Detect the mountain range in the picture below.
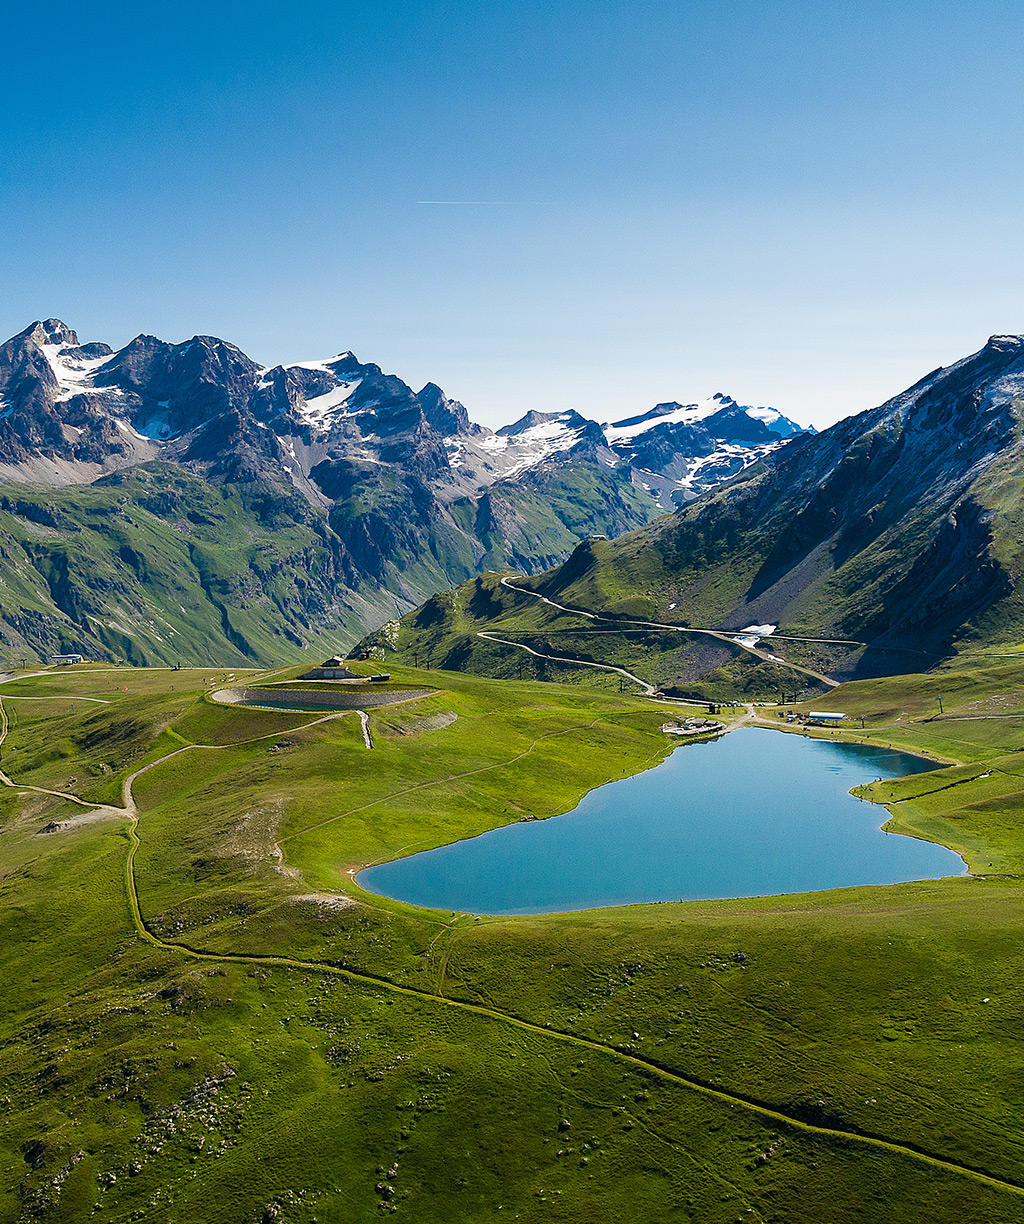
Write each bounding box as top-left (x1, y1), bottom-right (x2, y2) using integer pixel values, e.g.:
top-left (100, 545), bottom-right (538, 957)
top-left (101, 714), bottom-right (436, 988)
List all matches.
top-left (0, 318), bottom-right (806, 664)
top-left (365, 334), bottom-right (1024, 696)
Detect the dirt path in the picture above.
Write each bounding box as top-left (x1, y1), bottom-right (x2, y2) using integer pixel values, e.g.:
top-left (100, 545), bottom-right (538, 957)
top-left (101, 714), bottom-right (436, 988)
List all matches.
top-left (499, 576), bottom-right (840, 688)
top-left (0, 671), bottom-right (53, 685)
top-left (476, 630), bottom-right (659, 695)
top-left (0, 694), bottom-right (111, 704)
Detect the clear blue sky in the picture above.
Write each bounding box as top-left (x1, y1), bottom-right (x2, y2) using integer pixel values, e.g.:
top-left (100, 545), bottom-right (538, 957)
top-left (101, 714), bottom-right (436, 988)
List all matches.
top-left (3, 0), bottom-right (1023, 429)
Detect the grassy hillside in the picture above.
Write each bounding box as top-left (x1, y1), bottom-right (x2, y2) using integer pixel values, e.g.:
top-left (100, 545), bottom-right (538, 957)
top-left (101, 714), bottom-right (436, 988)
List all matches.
top-left (454, 461), bottom-right (659, 574)
top-left (0, 455), bottom-right (659, 670)
top-left (380, 341), bottom-right (1024, 691)
top-left (527, 398), bottom-right (1024, 667)
top-left (1, 658), bottom-right (1023, 1221)
top-left (0, 465), bottom-right (384, 668)
top-left (357, 569), bottom-right (837, 701)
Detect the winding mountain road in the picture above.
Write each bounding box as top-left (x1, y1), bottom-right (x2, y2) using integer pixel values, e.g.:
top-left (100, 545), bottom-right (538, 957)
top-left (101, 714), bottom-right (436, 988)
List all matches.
top-left (496, 575), bottom-right (841, 689)
top-left (476, 630), bottom-right (660, 695)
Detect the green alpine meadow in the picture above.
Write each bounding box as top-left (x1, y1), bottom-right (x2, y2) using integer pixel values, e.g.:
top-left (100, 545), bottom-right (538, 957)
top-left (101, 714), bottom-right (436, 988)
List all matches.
top-left (2, 646), bottom-right (1024, 1222)
top-left (6, 6), bottom-right (1024, 1217)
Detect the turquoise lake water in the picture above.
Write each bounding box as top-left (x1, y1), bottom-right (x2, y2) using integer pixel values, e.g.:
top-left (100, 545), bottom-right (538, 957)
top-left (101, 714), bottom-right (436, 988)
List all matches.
top-left (358, 727), bottom-right (967, 915)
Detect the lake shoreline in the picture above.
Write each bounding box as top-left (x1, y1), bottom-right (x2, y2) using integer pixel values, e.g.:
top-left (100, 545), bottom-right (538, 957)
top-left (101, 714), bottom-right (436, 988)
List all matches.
top-left (358, 727), bottom-right (965, 915)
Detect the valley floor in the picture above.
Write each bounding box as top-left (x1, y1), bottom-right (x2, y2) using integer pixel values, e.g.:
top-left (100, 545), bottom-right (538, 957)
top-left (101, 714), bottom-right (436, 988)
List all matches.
top-left (1, 658), bottom-right (1022, 1222)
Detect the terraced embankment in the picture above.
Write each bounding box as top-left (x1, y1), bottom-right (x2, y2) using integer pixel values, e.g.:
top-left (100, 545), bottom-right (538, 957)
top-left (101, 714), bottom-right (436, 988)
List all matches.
top-left (210, 685), bottom-right (436, 711)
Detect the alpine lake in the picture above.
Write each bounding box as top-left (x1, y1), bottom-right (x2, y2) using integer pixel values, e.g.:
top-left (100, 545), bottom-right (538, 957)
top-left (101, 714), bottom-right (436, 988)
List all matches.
top-left (359, 726), bottom-right (967, 915)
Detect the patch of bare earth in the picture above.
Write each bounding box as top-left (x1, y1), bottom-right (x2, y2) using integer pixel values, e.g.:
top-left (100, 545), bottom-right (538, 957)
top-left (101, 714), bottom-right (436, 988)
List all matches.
top-left (220, 800), bottom-right (289, 876)
top-left (383, 709), bottom-right (458, 736)
top-left (412, 710), bottom-right (458, 732)
top-left (37, 807), bottom-right (123, 834)
top-left (288, 892), bottom-right (355, 911)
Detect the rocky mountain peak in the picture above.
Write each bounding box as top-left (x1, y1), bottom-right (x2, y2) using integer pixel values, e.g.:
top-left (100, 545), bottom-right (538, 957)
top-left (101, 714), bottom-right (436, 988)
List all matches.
top-left (873, 333), bottom-right (1024, 445)
top-left (983, 334), bottom-right (1024, 354)
top-left (24, 319), bottom-right (80, 348)
top-left (497, 409), bottom-right (590, 438)
top-left (0, 316), bottom-right (814, 522)
top-left (417, 382), bottom-right (474, 437)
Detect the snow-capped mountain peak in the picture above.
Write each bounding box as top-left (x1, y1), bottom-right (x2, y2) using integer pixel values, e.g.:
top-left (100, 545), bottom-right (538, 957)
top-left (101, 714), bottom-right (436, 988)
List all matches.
top-left (496, 408), bottom-right (591, 439)
top-left (589, 393), bottom-right (813, 509)
top-left (285, 351), bottom-right (356, 374)
top-left (27, 319), bottom-right (79, 349)
top-left (602, 392), bottom-right (806, 445)
top-left (471, 410), bottom-right (595, 478)
top-left (0, 317), bottom-right (812, 520)
top-left (603, 395), bottom-right (734, 443)
top-left (742, 404), bottom-right (802, 437)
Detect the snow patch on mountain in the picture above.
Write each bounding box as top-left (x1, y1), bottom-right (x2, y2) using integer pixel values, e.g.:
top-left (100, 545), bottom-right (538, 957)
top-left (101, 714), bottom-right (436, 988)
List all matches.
top-left (295, 380), bottom-right (362, 428)
top-left (286, 353), bottom-right (356, 374)
top-left (683, 442), bottom-right (767, 482)
top-left (480, 413), bottom-right (589, 478)
top-left (39, 344), bottom-right (113, 402)
top-left (133, 404), bottom-right (181, 440)
top-left (444, 437), bottom-right (466, 468)
top-left (733, 623), bottom-right (777, 646)
top-left (602, 396), bottom-right (728, 442)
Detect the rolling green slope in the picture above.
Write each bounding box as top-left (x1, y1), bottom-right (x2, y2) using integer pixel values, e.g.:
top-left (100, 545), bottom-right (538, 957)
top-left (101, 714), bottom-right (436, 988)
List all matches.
top-left (0, 465), bottom-right (378, 667)
top-left (354, 569), bottom-right (828, 700)
top-left (0, 453), bottom-right (658, 668)
top-left (1, 661), bottom-right (1024, 1221)
top-left (456, 460), bottom-right (659, 574)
